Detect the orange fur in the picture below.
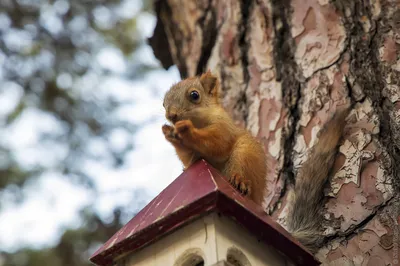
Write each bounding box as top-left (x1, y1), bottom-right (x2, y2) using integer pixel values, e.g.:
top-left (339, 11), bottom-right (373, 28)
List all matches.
top-left (162, 71), bottom-right (267, 205)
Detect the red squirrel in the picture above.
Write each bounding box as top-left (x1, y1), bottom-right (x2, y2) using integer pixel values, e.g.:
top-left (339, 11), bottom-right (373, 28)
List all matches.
top-left (161, 70), bottom-right (267, 205)
top-left (162, 70), bottom-right (349, 253)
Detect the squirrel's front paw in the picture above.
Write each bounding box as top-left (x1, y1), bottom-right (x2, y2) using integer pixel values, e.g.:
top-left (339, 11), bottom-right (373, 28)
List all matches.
top-left (174, 120), bottom-right (193, 139)
top-left (162, 124), bottom-right (174, 136)
top-left (162, 124), bottom-right (179, 143)
top-left (229, 174), bottom-right (251, 196)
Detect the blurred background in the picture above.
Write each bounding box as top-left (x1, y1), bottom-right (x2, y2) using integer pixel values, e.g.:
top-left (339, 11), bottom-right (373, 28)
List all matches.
top-left (0, 0), bottom-right (183, 265)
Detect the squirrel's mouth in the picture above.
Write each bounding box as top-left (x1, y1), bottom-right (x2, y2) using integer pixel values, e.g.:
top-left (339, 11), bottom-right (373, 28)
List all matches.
top-left (165, 119), bottom-right (179, 127)
top-left (167, 116), bottom-right (183, 126)
top-left (166, 113), bottom-right (180, 125)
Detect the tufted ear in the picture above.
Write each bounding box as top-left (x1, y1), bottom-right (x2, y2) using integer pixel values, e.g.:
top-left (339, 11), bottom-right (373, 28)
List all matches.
top-left (199, 70), bottom-right (219, 97)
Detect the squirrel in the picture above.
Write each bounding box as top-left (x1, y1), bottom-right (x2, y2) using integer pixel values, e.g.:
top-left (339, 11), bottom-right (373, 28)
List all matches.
top-left (161, 70), bottom-right (267, 205)
top-left (162, 70), bottom-right (349, 253)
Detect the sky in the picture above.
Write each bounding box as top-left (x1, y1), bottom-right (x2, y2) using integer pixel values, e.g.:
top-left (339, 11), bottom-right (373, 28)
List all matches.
top-left (0, 5), bottom-right (183, 251)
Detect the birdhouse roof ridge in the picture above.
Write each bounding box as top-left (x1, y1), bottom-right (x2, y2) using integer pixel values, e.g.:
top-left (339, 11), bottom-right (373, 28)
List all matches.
top-left (89, 159), bottom-right (319, 266)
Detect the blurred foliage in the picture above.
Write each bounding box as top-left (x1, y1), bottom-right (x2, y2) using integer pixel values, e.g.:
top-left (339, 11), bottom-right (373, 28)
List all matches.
top-left (0, 0), bottom-right (157, 265)
top-left (2, 208), bottom-right (124, 266)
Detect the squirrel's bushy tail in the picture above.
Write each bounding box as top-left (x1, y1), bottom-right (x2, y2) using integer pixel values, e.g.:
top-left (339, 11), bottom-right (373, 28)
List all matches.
top-left (287, 108), bottom-right (349, 253)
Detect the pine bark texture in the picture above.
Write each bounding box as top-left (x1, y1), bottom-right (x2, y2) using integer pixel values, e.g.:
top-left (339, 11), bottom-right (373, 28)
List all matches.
top-left (150, 0), bottom-right (400, 265)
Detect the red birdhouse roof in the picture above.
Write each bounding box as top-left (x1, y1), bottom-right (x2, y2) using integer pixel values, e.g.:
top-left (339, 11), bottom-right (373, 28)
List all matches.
top-left (89, 159), bottom-right (319, 266)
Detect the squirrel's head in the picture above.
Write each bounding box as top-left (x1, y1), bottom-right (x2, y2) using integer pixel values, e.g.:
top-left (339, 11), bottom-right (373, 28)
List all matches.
top-left (163, 70), bottom-right (220, 124)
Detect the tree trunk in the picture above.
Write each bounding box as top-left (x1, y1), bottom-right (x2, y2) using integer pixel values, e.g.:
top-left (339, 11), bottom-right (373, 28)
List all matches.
top-left (150, 0), bottom-right (400, 265)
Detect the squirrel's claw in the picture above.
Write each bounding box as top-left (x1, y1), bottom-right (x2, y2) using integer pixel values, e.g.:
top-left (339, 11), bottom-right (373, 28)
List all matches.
top-left (162, 124), bottom-right (173, 135)
top-left (162, 124), bottom-right (175, 138)
top-left (162, 124), bottom-right (180, 143)
top-left (229, 174), bottom-right (251, 196)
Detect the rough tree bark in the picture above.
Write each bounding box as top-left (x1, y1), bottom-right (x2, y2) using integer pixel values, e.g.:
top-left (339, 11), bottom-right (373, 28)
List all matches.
top-left (149, 0), bottom-right (400, 265)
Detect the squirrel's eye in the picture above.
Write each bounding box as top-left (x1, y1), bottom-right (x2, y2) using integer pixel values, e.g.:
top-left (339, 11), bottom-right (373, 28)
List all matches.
top-left (189, 90), bottom-right (200, 102)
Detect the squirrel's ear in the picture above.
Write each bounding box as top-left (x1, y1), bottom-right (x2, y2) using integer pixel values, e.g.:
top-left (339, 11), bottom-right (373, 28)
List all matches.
top-left (200, 70), bottom-right (219, 97)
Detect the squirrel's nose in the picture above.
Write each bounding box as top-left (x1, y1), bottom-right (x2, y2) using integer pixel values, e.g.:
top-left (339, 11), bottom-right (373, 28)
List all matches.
top-left (167, 113), bottom-right (178, 123)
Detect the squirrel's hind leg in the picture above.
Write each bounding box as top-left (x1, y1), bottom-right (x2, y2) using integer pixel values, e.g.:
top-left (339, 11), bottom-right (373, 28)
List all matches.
top-left (223, 134), bottom-right (267, 206)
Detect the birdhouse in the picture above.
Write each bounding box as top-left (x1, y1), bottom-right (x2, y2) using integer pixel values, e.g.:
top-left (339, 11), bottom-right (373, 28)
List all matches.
top-left (89, 160), bottom-right (319, 266)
